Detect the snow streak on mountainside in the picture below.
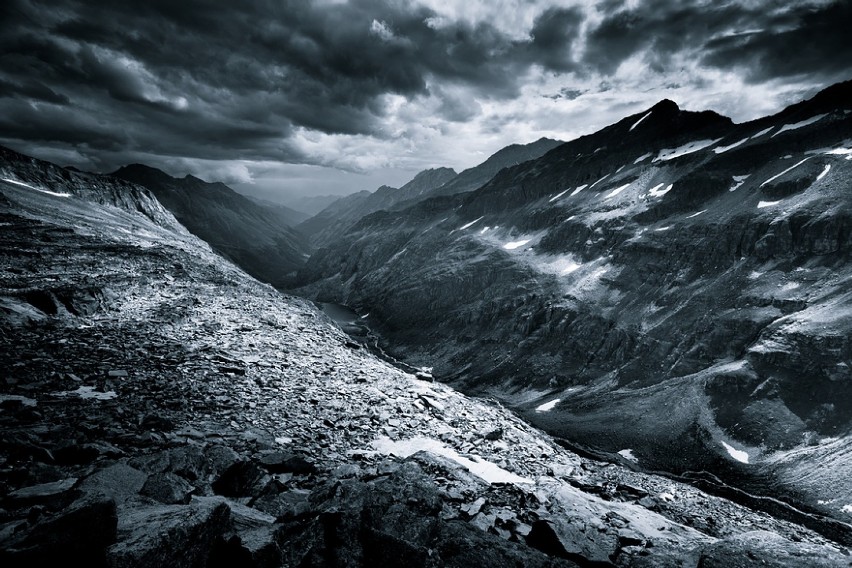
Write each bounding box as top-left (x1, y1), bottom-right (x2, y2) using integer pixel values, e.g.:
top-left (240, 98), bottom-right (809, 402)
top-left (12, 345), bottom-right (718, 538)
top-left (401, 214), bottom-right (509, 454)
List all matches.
top-left (5, 147), bottom-right (851, 565)
top-left (295, 80), bottom-right (852, 524)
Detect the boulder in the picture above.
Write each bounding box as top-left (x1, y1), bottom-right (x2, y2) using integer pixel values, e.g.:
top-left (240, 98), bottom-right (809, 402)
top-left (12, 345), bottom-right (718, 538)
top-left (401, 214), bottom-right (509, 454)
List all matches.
top-left (107, 496), bottom-right (230, 568)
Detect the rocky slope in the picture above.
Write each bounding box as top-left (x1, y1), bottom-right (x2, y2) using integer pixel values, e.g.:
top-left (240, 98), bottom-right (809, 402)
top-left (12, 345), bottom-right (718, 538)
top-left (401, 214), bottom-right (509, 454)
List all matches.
top-left (295, 80), bottom-right (852, 522)
top-left (112, 163), bottom-right (310, 288)
top-left (2, 150), bottom-right (850, 565)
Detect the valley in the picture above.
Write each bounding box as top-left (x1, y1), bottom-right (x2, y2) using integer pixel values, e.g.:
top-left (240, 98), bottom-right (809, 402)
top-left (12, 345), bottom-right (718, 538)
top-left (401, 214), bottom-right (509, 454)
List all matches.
top-left (2, 81), bottom-right (852, 567)
top-left (293, 80), bottom-right (852, 530)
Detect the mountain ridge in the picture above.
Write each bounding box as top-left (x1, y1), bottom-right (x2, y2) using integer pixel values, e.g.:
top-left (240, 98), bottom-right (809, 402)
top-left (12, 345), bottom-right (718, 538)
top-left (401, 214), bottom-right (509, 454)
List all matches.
top-left (112, 163), bottom-right (310, 288)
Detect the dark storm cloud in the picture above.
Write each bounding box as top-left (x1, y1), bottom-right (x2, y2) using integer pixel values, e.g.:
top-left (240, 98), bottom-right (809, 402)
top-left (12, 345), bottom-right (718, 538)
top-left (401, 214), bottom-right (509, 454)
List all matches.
top-left (0, 0), bottom-right (586, 171)
top-left (584, 0), bottom-right (852, 82)
top-left (701, 1), bottom-right (852, 82)
top-left (0, 0), bottom-right (850, 174)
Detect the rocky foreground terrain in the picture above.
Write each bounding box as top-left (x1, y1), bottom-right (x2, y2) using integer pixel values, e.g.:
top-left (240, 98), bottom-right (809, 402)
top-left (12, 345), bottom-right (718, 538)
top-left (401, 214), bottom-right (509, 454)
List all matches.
top-left (2, 153), bottom-right (852, 566)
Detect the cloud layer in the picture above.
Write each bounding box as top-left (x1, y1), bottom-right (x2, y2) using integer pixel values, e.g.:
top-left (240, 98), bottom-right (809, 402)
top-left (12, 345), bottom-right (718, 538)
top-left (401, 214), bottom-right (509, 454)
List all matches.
top-left (0, 0), bottom-right (849, 197)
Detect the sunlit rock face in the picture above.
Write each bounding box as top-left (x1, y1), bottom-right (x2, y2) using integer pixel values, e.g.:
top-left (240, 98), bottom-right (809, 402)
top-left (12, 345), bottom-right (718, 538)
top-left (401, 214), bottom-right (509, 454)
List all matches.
top-left (295, 80), bottom-right (852, 517)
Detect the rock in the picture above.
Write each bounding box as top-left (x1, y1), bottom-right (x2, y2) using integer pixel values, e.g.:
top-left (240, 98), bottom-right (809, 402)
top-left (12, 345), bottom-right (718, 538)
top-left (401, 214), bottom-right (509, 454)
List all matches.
top-left (107, 370), bottom-right (128, 378)
top-left (331, 463), bottom-right (361, 479)
top-left (53, 443), bottom-right (102, 465)
top-left (0, 494), bottom-right (117, 567)
top-left (256, 451), bottom-right (317, 475)
top-left (483, 428), bottom-right (503, 441)
top-left (79, 464), bottom-right (149, 503)
top-left (212, 461), bottom-right (268, 498)
top-left (526, 519), bottom-right (617, 566)
top-left (140, 473), bottom-right (195, 505)
top-left (107, 496), bottom-right (230, 568)
top-left (139, 413), bottom-right (176, 432)
top-left (3, 478), bottom-right (78, 508)
top-left (461, 497), bottom-right (487, 517)
top-left (204, 444), bottom-right (241, 478)
top-left (209, 501), bottom-right (280, 568)
top-left (253, 488), bottom-right (311, 520)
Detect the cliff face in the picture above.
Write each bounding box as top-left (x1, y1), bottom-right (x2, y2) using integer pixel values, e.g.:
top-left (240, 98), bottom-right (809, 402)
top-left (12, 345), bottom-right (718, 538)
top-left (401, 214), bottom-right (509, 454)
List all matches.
top-left (295, 81), bottom-right (852, 516)
top-left (2, 146), bottom-right (850, 565)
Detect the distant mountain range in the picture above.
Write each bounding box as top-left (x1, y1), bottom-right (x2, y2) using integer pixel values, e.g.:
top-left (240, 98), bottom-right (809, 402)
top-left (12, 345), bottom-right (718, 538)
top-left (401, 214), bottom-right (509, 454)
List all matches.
top-left (297, 138), bottom-right (562, 247)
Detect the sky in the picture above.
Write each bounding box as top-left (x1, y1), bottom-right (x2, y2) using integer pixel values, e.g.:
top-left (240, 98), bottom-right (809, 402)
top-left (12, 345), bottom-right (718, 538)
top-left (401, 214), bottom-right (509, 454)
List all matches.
top-left (1, 0), bottom-right (850, 204)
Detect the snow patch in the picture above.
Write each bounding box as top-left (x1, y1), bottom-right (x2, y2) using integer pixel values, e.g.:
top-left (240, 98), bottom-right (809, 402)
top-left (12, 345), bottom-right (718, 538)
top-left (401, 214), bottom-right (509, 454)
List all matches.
top-left (713, 138), bottom-right (747, 154)
top-left (503, 239), bottom-right (531, 250)
top-left (653, 139), bottom-right (721, 162)
top-left (372, 436), bottom-right (533, 485)
top-left (633, 152), bottom-right (653, 164)
top-left (816, 164), bottom-right (831, 181)
top-left (721, 441), bottom-right (749, 463)
top-left (603, 183), bottom-right (632, 200)
top-left (729, 174), bottom-right (749, 192)
top-left (549, 188), bottom-right (571, 202)
top-left (842, 505), bottom-right (852, 514)
top-left (629, 111), bottom-right (652, 131)
top-left (757, 200), bottom-right (781, 208)
top-left (561, 262), bottom-right (581, 275)
top-left (655, 226), bottom-right (671, 232)
top-left (771, 114), bottom-right (827, 138)
top-left (535, 398), bottom-right (561, 412)
top-left (2, 178), bottom-right (72, 197)
top-left (759, 157), bottom-right (810, 187)
top-left (824, 147), bottom-right (852, 156)
top-left (686, 209), bottom-right (706, 219)
top-left (569, 184), bottom-right (588, 196)
top-left (589, 175), bottom-right (609, 189)
top-left (480, 226), bottom-right (491, 234)
top-left (618, 449), bottom-right (638, 463)
top-left (750, 126), bottom-right (774, 139)
top-left (55, 386), bottom-right (118, 401)
top-left (647, 183), bottom-right (673, 198)
top-left (457, 216), bottom-right (484, 231)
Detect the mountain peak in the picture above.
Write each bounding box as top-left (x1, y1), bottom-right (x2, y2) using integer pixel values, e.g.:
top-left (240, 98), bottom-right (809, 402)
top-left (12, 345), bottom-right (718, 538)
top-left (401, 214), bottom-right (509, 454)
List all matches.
top-left (650, 98), bottom-right (680, 113)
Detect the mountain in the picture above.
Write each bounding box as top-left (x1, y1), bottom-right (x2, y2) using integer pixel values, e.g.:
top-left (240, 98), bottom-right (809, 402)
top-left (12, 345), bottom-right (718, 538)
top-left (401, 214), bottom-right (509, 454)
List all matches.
top-left (112, 164), bottom-right (310, 288)
top-left (243, 194), bottom-right (311, 226)
top-left (3, 146), bottom-right (850, 565)
top-left (297, 167), bottom-right (457, 246)
top-left (426, 137), bottom-right (564, 200)
top-left (294, 80), bottom-right (852, 522)
top-left (288, 193), bottom-right (345, 216)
